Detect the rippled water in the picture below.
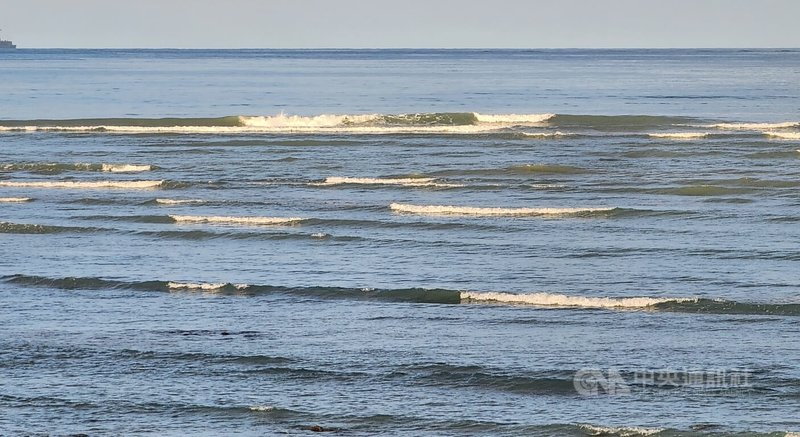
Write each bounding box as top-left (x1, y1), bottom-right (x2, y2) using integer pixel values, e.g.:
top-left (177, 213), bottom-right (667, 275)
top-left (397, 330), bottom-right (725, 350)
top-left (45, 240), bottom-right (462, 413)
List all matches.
top-left (1, 49), bottom-right (800, 436)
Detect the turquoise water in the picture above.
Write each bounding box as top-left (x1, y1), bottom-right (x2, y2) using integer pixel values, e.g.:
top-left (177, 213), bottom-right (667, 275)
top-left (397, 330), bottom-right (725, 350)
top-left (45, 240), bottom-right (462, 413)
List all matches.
top-left (1, 49), bottom-right (800, 436)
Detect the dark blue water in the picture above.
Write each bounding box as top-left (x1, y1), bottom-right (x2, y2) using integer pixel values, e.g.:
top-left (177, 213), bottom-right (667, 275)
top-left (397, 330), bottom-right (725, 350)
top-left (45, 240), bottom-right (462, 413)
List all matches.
top-left (1, 49), bottom-right (800, 436)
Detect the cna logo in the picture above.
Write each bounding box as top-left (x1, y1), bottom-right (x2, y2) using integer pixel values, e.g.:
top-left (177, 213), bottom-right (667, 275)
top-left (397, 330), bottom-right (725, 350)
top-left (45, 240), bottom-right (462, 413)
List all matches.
top-left (573, 369), bottom-right (632, 396)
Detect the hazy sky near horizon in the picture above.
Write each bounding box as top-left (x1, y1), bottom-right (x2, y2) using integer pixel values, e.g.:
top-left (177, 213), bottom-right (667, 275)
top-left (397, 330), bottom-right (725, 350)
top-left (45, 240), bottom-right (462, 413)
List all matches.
top-left (2, 0), bottom-right (799, 48)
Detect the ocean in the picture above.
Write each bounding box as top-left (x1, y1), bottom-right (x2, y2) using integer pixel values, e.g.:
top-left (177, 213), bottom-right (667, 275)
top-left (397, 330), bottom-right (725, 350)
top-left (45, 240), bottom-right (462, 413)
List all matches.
top-left (1, 49), bottom-right (799, 436)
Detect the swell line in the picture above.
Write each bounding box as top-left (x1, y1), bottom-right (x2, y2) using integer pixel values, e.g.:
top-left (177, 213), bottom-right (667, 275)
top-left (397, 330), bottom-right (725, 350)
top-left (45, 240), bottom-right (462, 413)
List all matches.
top-left (6, 274), bottom-right (800, 316)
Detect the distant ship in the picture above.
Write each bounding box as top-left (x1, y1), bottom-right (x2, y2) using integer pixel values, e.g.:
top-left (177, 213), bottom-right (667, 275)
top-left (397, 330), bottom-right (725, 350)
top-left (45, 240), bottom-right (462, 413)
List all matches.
top-left (0, 29), bottom-right (16, 49)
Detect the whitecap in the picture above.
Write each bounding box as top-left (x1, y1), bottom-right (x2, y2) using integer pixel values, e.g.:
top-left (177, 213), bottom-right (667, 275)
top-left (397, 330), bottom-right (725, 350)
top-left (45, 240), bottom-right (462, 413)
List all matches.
top-left (648, 132), bottom-right (709, 139)
top-left (473, 113), bottom-right (555, 123)
top-left (101, 163), bottom-right (154, 172)
top-left (521, 131), bottom-right (570, 138)
top-left (311, 176), bottom-right (462, 188)
top-left (461, 291), bottom-right (695, 309)
top-left (167, 282), bottom-right (249, 291)
top-left (155, 198), bottom-right (206, 205)
top-left (579, 424), bottom-right (666, 436)
top-left (169, 215), bottom-right (305, 226)
top-left (240, 113), bottom-right (380, 128)
top-left (764, 131), bottom-right (800, 140)
top-left (711, 121), bottom-right (799, 130)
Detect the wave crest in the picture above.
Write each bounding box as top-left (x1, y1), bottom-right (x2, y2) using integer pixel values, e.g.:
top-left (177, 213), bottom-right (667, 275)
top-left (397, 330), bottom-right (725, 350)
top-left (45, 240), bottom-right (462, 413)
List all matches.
top-left (461, 291), bottom-right (695, 309)
top-left (311, 176), bottom-right (462, 188)
top-left (154, 198), bottom-right (206, 205)
top-left (1, 162), bottom-right (154, 173)
top-left (389, 203), bottom-right (614, 217)
top-left (169, 215), bottom-right (305, 226)
top-left (0, 180), bottom-right (163, 189)
top-left (648, 132), bottom-right (709, 139)
top-left (168, 281), bottom-right (249, 291)
top-left (764, 131), bottom-right (800, 140)
top-left (711, 121), bottom-right (799, 130)
top-left (579, 424), bottom-right (665, 436)
top-left (473, 113), bottom-right (555, 123)
top-left (101, 164), bottom-right (154, 173)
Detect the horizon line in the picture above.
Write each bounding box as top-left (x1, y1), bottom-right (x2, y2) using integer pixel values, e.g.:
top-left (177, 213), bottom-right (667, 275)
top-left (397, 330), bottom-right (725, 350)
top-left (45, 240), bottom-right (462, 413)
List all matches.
top-left (5, 46), bottom-right (800, 50)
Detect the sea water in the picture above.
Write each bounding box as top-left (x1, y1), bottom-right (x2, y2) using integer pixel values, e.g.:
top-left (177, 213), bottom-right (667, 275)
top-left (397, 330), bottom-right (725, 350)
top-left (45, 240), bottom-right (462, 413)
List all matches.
top-left (1, 49), bottom-right (800, 436)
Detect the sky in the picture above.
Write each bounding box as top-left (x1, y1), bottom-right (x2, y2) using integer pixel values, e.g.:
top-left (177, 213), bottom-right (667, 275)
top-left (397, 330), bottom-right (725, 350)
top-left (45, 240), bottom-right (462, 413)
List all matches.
top-left (2, 0), bottom-right (799, 49)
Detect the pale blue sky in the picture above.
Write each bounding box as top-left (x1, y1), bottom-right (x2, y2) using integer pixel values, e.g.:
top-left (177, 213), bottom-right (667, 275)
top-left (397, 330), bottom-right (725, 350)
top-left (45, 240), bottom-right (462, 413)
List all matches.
top-left (2, 0), bottom-right (799, 48)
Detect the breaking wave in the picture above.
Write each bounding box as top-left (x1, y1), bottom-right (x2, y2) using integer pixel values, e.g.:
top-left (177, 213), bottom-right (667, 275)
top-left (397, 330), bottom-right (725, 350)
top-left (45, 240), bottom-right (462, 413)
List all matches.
top-left (310, 176), bottom-right (462, 188)
top-left (0, 197), bottom-right (32, 202)
top-left (710, 121), bottom-right (799, 130)
top-left (579, 424), bottom-right (665, 436)
top-left (472, 113), bottom-right (555, 123)
top-left (0, 112), bottom-right (554, 135)
top-left (520, 131), bottom-right (572, 138)
top-left (101, 164), bottom-right (154, 173)
top-left (154, 198), bottom-right (206, 205)
top-left (169, 215), bottom-right (306, 226)
top-left (389, 203), bottom-right (615, 217)
top-left (168, 281), bottom-right (249, 291)
top-left (460, 291), bottom-right (696, 309)
top-left (764, 131), bottom-right (800, 140)
top-left (7, 274), bottom-right (800, 316)
top-left (0, 180), bottom-right (164, 189)
top-left (0, 113), bottom-right (723, 135)
top-left (648, 132), bottom-right (709, 139)
top-left (1, 162), bottom-right (155, 173)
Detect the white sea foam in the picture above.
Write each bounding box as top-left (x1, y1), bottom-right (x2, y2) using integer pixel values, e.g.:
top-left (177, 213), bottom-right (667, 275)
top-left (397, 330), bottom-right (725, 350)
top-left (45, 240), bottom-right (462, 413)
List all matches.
top-left (168, 281), bottom-right (249, 291)
top-left (0, 197), bottom-right (33, 202)
top-left (249, 405), bottom-right (277, 412)
top-left (521, 131), bottom-right (571, 138)
top-left (711, 121), bottom-right (799, 130)
top-left (648, 132), bottom-right (709, 139)
top-left (473, 113), bottom-right (555, 123)
top-left (169, 215), bottom-right (305, 226)
top-left (240, 113), bottom-right (380, 128)
top-left (0, 113), bottom-right (558, 135)
top-left (389, 203), bottom-right (613, 216)
top-left (0, 123), bottom-right (500, 135)
top-left (312, 176), bottom-right (463, 188)
top-left (461, 291), bottom-right (695, 309)
top-left (101, 163), bottom-right (154, 172)
top-left (530, 184), bottom-right (567, 189)
top-left (579, 424), bottom-right (665, 436)
top-left (311, 232), bottom-right (329, 239)
top-left (0, 180), bottom-right (163, 189)
top-left (155, 198), bottom-right (205, 205)
top-left (764, 131), bottom-right (800, 140)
